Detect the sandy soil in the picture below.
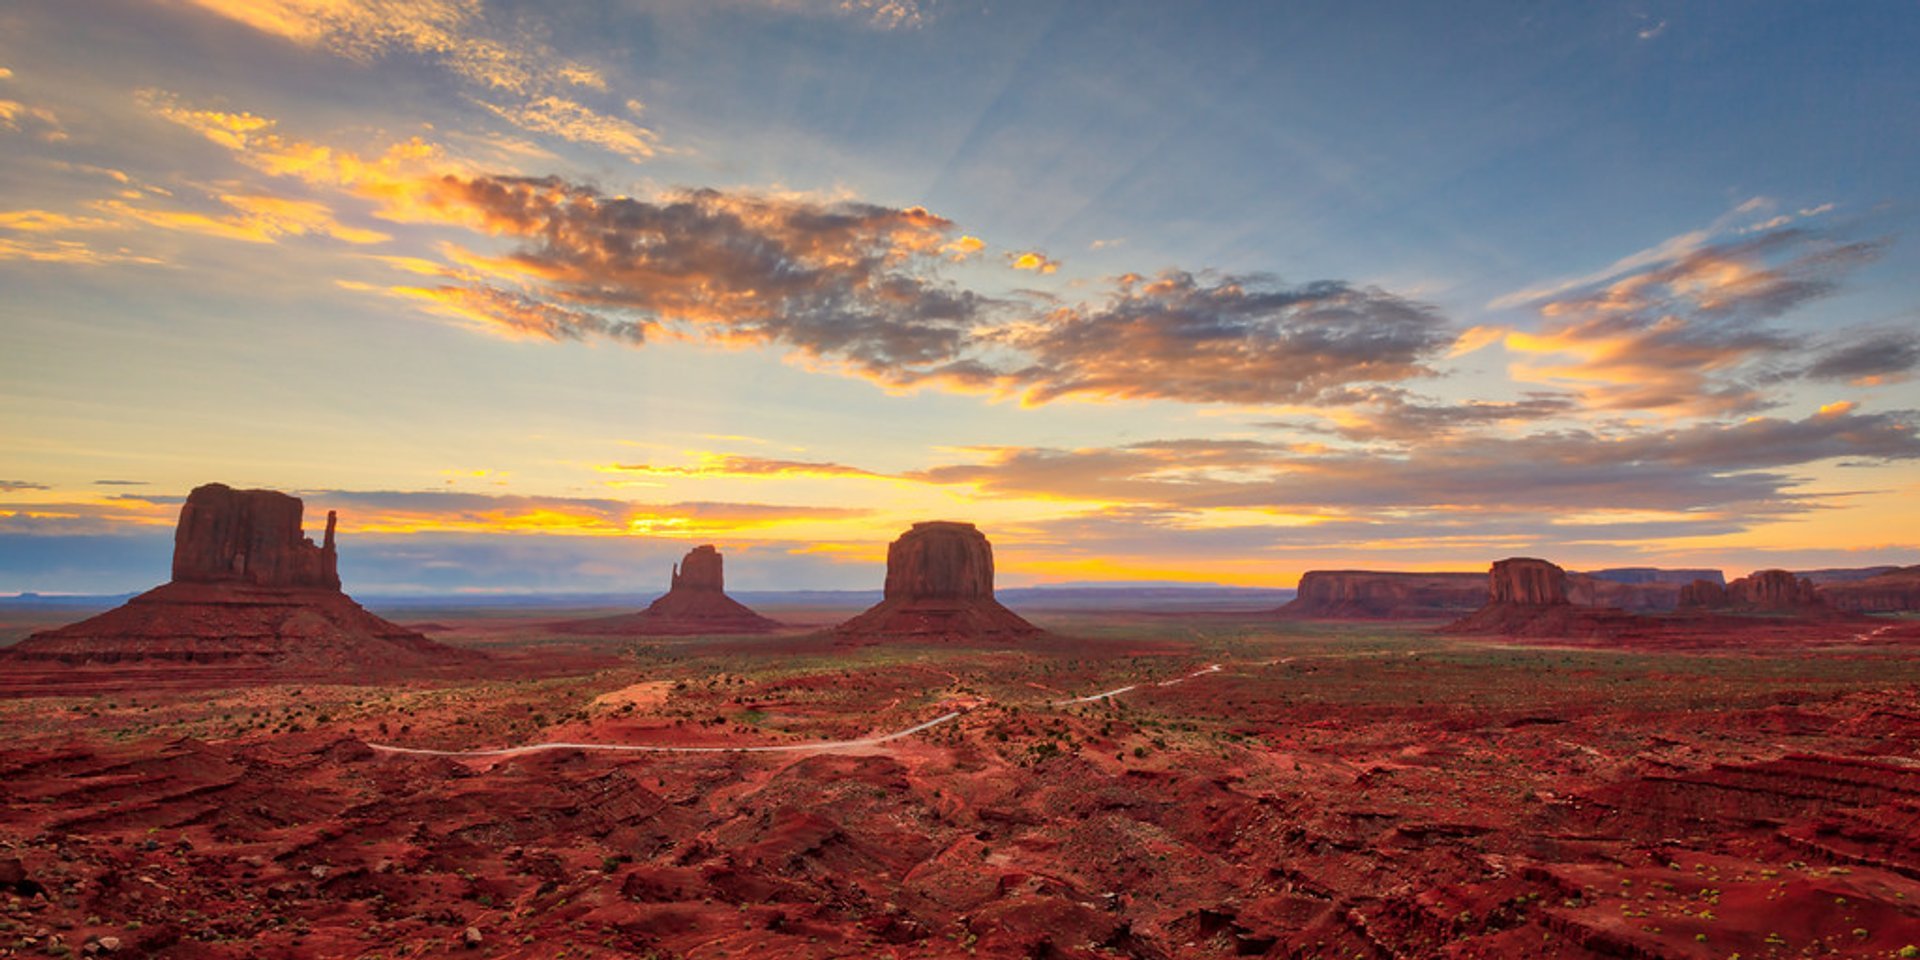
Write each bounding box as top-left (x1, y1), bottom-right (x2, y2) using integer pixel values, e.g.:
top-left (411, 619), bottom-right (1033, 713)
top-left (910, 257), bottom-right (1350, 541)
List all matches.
top-left (3, 609), bottom-right (1919, 958)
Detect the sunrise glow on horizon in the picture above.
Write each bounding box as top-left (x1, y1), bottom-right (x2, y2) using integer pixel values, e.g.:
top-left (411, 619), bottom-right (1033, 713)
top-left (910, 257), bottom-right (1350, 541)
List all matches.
top-left (3, 1), bottom-right (1918, 594)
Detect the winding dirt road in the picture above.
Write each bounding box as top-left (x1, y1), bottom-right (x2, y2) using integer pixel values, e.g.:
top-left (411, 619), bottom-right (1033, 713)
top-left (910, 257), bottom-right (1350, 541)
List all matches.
top-left (371, 661), bottom-right (1228, 759)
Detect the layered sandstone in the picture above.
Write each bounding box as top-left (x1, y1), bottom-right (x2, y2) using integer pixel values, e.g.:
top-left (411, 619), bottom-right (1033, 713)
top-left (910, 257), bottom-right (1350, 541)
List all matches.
top-left (1817, 565), bottom-right (1920, 613)
top-left (560, 545), bottom-right (781, 636)
top-left (1678, 579), bottom-right (1729, 609)
top-left (833, 522), bottom-right (1040, 643)
top-left (171, 483), bottom-right (340, 589)
top-left (1726, 569), bottom-right (1824, 611)
top-left (1276, 571), bottom-right (1486, 620)
top-left (5, 484), bottom-right (472, 675)
top-left (1444, 557), bottom-right (1633, 637)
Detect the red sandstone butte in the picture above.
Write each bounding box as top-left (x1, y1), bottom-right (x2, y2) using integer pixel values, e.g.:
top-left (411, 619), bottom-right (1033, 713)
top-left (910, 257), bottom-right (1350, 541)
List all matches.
top-left (1680, 569), bottom-right (1835, 616)
top-left (3, 483), bottom-right (472, 675)
top-left (1444, 557), bottom-right (1634, 637)
top-left (559, 545), bottom-right (781, 635)
top-left (1818, 564), bottom-right (1920, 613)
top-left (833, 521), bottom-right (1040, 643)
top-left (1276, 571), bottom-right (1486, 619)
top-left (1678, 578), bottom-right (1730, 609)
top-left (1726, 568), bottom-right (1825, 611)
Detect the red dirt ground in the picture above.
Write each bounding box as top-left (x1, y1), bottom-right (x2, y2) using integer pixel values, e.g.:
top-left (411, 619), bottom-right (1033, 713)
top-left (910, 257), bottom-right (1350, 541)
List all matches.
top-left (3, 609), bottom-right (1919, 958)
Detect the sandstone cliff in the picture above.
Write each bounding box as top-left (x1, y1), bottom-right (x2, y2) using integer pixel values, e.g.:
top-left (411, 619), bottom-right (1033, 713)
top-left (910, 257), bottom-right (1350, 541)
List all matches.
top-left (1276, 571), bottom-right (1486, 619)
top-left (6, 483), bottom-right (471, 676)
top-left (834, 522), bottom-right (1039, 643)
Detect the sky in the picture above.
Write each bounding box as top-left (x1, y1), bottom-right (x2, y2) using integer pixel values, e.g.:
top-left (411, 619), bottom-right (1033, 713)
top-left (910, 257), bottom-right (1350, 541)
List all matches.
top-left (2, 0), bottom-right (1918, 595)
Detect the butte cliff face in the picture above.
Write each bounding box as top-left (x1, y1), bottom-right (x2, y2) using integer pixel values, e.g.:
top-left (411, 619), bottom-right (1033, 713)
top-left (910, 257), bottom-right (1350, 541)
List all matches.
top-left (561, 545), bottom-right (781, 635)
top-left (1444, 557), bottom-right (1634, 637)
top-left (833, 522), bottom-right (1039, 643)
top-left (1726, 569), bottom-right (1824, 610)
top-left (6, 483), bottom-right (472, 677)
top-left (1679, 569), bottom-right (1831, 614)
top-left (171, 483), bottom-right (341, 590)
top-left (1489, 557), bottom-right (1569, 606)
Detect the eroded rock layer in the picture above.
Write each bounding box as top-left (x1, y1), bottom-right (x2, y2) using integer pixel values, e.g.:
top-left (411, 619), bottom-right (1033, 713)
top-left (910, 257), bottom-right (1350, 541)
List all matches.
top-left (172, 483), bottom-right (340, 590)
top-left (834, 522), bottom-right (1039, 643)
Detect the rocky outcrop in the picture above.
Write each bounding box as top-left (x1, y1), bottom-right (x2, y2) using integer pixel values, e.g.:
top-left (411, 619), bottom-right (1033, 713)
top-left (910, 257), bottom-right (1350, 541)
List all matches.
top-left (833, 522), bottom-right (1040, 643)
top-left (1489, 558), bottom-right (1568, 607)
top-left (1818, 565), bottom-right (1920, 613)
top-left (559, 545), bottom-right (781, 636)
top-left (1276, 571), bottom-right (1486, 620)
top-left (5, 483), bottom-right (473, 676)
top-left (1280, 566), bottom-right (1712, 619)
top-left (1678, 579), bottom-right (1728, 609)
top-left (1725, 569), bottom-right (1824, 611)
top-left (172, 483), bottom-right (340, 590)
top-left (670, 544), bottom-right (725, 593)
top-left (1444, 558), bottom-right (1633, 637)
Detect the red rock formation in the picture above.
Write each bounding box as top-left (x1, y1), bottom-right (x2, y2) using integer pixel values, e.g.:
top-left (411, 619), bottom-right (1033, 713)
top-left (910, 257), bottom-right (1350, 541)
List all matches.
top-left (1444, 558), bottom-right (1633, 637)
top-left (1818, 565), bottom-right (1920, 613)
top-left (1276, 571), bottom-right (1486, 620)
top-left (1725, 569), bottom-right (1824, 611)
top-left (1489, 557), bottom-right (1569, 606)
top-left (1677, 579), bottom-right (1729, 609)
top-left (560, 545), bottom-right (781, 636)
top-left (172, 483), bottom-right (340, 590)
top-left (833, 522), bottom-right (1040, 643)
top-left (4, 483), bottom-right (473, 676)
top-left (670, 544), bottom-right (726, 593)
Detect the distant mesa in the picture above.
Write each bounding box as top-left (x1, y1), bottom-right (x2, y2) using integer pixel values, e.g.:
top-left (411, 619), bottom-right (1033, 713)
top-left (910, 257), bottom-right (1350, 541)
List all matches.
top-left (1815, 564), bottom-right (1920, 613)
top-left (557, 544), bottom-right (781, 636)
top-left (833, 521), bottom-right (1041, 644)
top-left (1567, 567), bottom-right (1721, 612)
top-left (1279, 565), bottom-right (1716, 620)
top-left (1276, 571), bottom-right (1486, 620)
top-left (1680, 568), bottom-right (1829, 614)
top-left (1443, 557), bottom-right (1635, 637)
top-left (3, 483), bottom-right (475, 676)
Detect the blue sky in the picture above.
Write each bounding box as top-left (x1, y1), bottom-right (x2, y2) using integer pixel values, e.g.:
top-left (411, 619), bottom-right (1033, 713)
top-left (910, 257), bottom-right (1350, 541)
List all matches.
top-left (2, 0), bottom-right (1917, 594)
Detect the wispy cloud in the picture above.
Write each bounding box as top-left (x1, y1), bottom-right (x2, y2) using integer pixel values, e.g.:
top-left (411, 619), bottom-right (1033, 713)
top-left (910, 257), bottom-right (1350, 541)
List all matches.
top-left (1499, 227), bottom-right (1885, 414)
top-left (174, 0), bottom-right (657, 159)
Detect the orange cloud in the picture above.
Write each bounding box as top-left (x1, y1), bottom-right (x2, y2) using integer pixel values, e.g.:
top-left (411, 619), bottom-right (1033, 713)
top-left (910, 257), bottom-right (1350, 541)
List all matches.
top-left (93, 194), bottom-right (389, 245)
top-left (599, 455), bottom-right (886, 482)
top-left (173, 0), bottom-right (655, 159)
top-left (1008, 250), bottom-right (1059, 273)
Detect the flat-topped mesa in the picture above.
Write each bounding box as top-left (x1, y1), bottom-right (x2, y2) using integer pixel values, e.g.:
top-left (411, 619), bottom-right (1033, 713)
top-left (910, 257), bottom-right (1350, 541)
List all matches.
top-left (670, 545), bottom-right (726, 593)
top-left (1277, 571), bottom-right (1487, 619)
top-left (1489, 557), bottom-right (1569, 607)
top-left (1726, 569), bottom-right (1824, 611)
top-left (171, 483), bottom-right (339, 590)
top-left (834, 522), bottom-right (1039, 644)
top-left (1817, 565), bottom-right (1920, 613)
